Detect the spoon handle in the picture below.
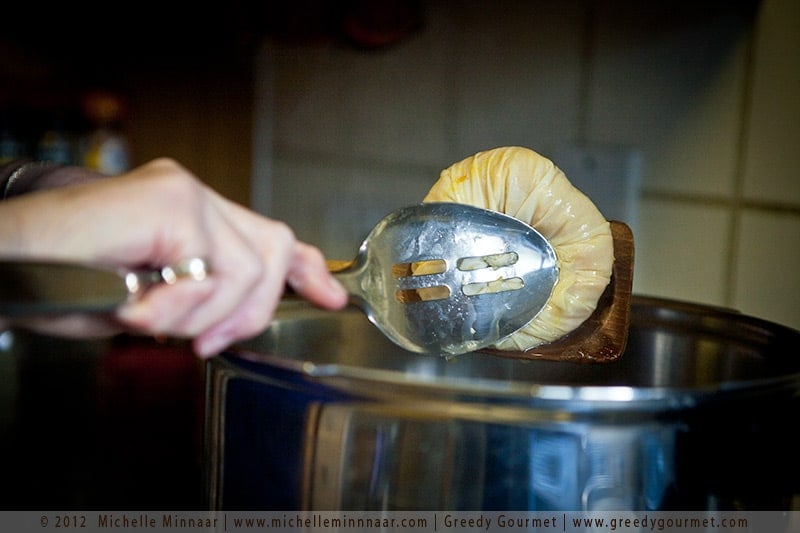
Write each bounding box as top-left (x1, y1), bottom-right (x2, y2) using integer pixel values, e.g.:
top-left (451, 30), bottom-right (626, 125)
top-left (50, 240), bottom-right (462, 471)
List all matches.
top-left (0, 258), bottom-right (210, 316)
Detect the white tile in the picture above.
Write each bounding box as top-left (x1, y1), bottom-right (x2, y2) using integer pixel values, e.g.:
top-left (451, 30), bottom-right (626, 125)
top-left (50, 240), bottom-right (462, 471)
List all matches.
top-left (269, 153), bottom-right (437, 259)
top-left (589, 3), bottom-right (750, 197)
top-left (551, 144), bottom-right (643, 234)
top-left (268, 10), bottom-right (454, 167)
top-left (733, 210), bottom-right (800, 330)
top-left (448, 1), bottom-right (585, 156)
top-left (742, 0), bottom-right (800, 206)
top-left (633, 198), bottom-right (730, 306)
top-left (268, 0), bottom-right (588, 166)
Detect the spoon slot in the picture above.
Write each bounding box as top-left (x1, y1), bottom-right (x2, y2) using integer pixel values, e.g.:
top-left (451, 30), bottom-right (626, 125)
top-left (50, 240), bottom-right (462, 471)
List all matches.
top-left (391, 259), bottom-right (447, 278)
top-left (392, 248), bottom-right (528, 304)
top-left (457, 251), bottom-right (519, 271)
top-left (395, 286), bottom-right (451, 303)
top-left (462, 277), bottom-right (525, 296)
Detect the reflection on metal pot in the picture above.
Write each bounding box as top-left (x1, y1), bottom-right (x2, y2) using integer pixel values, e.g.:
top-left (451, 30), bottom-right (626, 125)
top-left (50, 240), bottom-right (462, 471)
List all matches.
top-left (205, 296), bottom-right (800, 511)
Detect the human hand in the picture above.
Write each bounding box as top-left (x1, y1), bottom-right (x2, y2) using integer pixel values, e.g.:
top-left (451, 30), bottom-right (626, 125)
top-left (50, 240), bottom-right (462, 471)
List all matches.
top-left (0, 158), bottom-right (348, 357)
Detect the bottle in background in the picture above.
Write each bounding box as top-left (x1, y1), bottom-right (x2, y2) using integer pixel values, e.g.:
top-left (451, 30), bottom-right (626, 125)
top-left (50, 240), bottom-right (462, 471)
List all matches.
top-left (36, 114), bottom-right (75, 166)
top-left (81, 90), bottom-right (131, 175)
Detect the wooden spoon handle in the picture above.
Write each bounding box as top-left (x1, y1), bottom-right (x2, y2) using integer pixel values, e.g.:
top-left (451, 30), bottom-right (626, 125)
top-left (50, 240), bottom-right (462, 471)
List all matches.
top-left (326, 259), bottom-right (354, 273)
top-left (481, 220), bottom-right (635, 363)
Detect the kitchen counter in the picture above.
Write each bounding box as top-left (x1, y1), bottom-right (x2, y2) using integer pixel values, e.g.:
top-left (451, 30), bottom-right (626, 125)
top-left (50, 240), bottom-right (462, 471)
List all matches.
top-left (0, 331), bottom-right (205, 510)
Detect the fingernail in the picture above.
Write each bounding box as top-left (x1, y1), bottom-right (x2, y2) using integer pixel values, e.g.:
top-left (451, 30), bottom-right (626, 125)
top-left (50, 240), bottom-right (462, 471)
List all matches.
top-left (116, 301), bottom-right (151, 327)
top-left (328, 276), bottom-right (348, 303)
top-left (195, 331), bottom-right (231, 358)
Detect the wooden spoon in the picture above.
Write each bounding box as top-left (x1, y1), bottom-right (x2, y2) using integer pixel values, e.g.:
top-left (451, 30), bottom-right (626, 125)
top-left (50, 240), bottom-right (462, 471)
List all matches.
top-left (479, 220), bottom-right (635, 363)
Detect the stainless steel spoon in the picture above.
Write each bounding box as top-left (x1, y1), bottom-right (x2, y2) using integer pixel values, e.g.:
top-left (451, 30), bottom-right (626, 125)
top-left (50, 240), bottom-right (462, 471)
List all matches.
top-left (329, 202), bottom-right (558, 355)
top-left (0, 203), bottom-right (558, 356)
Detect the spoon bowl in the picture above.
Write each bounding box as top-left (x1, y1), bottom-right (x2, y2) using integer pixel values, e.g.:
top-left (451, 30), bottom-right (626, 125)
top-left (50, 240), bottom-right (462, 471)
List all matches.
top-left (331, 202), bottom-right (558, 356)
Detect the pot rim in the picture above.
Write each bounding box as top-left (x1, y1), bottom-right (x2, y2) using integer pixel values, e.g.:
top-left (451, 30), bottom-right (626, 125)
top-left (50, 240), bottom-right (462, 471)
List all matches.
top-left (229, 347), bottom-right (800, 409)
top-left (225, 295), bottom-right (800, 410)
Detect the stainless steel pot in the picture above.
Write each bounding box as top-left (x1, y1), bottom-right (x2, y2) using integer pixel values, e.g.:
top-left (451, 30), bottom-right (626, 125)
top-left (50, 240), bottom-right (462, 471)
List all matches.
top-left (205, 296), bottom-right (800, 511)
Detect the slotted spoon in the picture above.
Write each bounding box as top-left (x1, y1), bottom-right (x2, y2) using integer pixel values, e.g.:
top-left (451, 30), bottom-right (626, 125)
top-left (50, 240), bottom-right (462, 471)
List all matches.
top-left (324, 202), bottom-right (558, 355)
top-left (0, 203), bottom-right (558, 356)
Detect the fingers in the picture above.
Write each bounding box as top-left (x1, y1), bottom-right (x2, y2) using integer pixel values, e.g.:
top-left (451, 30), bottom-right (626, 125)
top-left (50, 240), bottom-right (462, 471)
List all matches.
top-left (23, 159), bottom-right (351, 358)
top-left (287, 242), bottom-right (349, 310)
top-left (191, 220), bottom-right (295, 357)
top-left (116, 186), bottom-right (347, 358)
top-left (116, 275), bottom-right (216, 337)
top-left (5, 314), bottom-right (123, 339)
top-left (190, 214), bottom-right (348, 358)
top-left (117, 205), bottom-right (271, 356)
top-left (1, 159), bottom-right (345, 355)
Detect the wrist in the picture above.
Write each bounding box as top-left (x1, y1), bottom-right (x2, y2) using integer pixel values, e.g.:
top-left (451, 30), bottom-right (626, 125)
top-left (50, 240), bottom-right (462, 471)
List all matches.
top-left (1, 160), bottom-right (60, 199)
top-left (1, 159), bottom-right (107, 200)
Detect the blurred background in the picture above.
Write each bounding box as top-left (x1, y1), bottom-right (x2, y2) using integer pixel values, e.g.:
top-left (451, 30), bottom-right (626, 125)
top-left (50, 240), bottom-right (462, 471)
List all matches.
top-left (259, 0), bottom-right (799, 332)
top-left (2, 0), bottom-right (797, 330)
top-left (1, 0), bottom-right (798, 510)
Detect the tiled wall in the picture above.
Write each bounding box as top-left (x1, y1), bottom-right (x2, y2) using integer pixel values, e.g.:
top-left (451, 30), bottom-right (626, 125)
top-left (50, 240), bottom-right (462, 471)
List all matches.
top-left (254, 0), bottom-right (799, 330)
